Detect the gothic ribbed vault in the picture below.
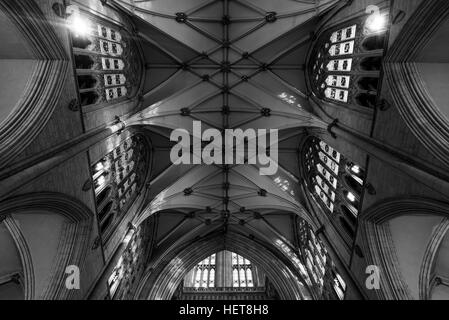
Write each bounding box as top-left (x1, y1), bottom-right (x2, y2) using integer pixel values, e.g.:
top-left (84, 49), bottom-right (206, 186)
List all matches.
top-left (111, 0), bottom-right (340, 299)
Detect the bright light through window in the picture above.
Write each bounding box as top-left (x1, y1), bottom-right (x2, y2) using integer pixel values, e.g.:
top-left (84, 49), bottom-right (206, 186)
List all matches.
top-left (351, 165), bottom-right (360, 174)
top-left (95, 162), bottom-right (104, 172)
top-left (365, 14), bottom-right (387, 32)
top-left (97, 175), bottom-right (106, 186)
top-left (70, 15), bottom-right (91, 37)
top-left (185, 251), bottom-right (255, 289)
top-left (347, 192), bottom-right (356, 202)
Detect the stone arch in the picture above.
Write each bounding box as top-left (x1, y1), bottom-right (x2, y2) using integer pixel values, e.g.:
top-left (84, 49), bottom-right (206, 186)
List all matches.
top-left (0, 0), bottom-right (68, 169)
top-left (419, 219), bottom-right (449, 300)
top-left (384, 0), bottom-right (449, 168)
top-left (135, 231), bottom-right (313, 300)
top-left (359, 197), bottom-right (449, 300)
top-left (0, 192), bottom-right (93, 300)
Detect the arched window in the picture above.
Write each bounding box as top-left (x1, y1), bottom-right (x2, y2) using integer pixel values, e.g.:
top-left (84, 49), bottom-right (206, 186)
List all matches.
top-left (340, 216), bottom-right (356, 238)
top-left (184, 251), bottom-right (259, 290)
top-left (232, 269), bottom-right (239, 288)
top-left (309, 13), bottom-right (388, 109)
top-left (77, 75), bottom-right (97, 90)
top-left (341, 205), bottom-right (357, 226)
top-left (100, 213), bottom-right (114, 234)
top-left (332, 270), bottom-right (347, 300)
top-left (297, 219), bottom-right (347, 300)
top-left (80, 92), bottom-right (99, 106)
top-left (74, 54), bottom-right (95, 69)
top-left (91, 134), bottom-right (149, 242)
top-left (70, 12), bottom-right (142, 108)
top-left (188, 254), bottom-right (217, 289)
top-left (344, 175), bottom-right (362, 195)
top-left (357, 77), bottom-right (379, 91)
top-left (360, 56), bottom-right (382, 71)
top-left (362, 34), bottom-right (386, 51)
top-left (108, 225), bottom-right (150, 299)
top-left (304, 139), bottom-right (341, 213)
top-left (303, 137), bottom-right (365, 244)
top-left (96, 186), bottom-right (111, 206)
top-left (98, 201), bottom-right (113, 223)
top-left (72, 36), bottom-right (92, 50)
top-left (232, 253), bottom-right (254, 288)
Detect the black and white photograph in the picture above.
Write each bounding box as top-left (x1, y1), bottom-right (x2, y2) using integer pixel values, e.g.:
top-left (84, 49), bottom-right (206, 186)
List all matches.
top-left (0, 0), bottom-right (448, 310)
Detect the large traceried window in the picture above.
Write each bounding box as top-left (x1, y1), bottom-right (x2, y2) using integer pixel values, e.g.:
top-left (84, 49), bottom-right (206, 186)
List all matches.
top-left (70, 11), bottom-right (142, 108)
top-left (184, 251), bottom-right (258, 290)
top-left (297, 219), bottom-right (347, 300)
top-left (190, 254), bottom-right (216, 288)
top-left (92, 134), bottom-right (149, 242)
top-left (108, 224), bottom-right (149, 299)
top-left (303, 137), bottom-right (365, 244)
top-left (310, 13), bottom-right (388, 109)
top-left (232, 253), bottom-right (254, 288)
top-left (312, 25), bottom-right (356, 104)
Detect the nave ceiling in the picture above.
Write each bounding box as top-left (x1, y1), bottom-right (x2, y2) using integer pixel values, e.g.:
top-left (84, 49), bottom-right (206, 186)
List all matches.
top-left (106, 0), bottom-right (341, 297)
top-left (3, 0), bottom-right (449, 302)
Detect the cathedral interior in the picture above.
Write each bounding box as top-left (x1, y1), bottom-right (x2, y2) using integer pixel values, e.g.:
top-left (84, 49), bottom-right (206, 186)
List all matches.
top-left (0, 0), bottom-right (449, 301)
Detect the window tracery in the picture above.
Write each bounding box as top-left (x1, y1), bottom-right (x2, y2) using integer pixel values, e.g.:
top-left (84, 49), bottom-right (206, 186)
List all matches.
top-left (232, 253), bottom-right (254, 288)
top-left (310, 15), bottom-right (387, 109)
top-left (191, 254), bottom-right (216, 288)
top-left (92, 134), bottom-right (148, 241)
top-left (70, 13), bottom-right (142, 108)
top-left (303, 137), bottom-right (365, 243)
top-left (184, 251), bottom-right (256, 290)
top-left (108, 225), bottom-right (149, 299)
top-left (297, 219), bottom-right (347, 300)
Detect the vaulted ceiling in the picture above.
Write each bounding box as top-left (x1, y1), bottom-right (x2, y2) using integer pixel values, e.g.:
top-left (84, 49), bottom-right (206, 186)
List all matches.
top-left (112, 0), bottom-right (340, 298)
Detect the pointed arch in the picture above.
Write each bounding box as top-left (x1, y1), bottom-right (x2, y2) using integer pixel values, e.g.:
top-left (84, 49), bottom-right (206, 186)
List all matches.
top-left (359, 197), bottom-right (449, 300)
top-left (0, 193), bottom-right (93, 300)
top-left (0, 0), bottom-right (68, 168)
top-left (135, 230), bottom-right (313, 300)
top-left (384, 0), bottom-right (449, 169)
